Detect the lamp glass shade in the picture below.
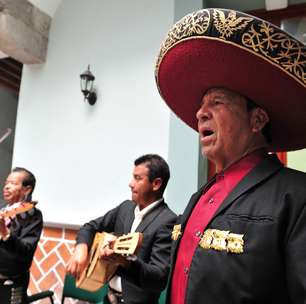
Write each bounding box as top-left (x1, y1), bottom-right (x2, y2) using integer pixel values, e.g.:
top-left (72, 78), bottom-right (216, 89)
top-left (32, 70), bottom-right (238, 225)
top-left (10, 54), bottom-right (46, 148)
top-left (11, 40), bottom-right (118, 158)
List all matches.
top-left (80, 66), bottom-right (95, 96)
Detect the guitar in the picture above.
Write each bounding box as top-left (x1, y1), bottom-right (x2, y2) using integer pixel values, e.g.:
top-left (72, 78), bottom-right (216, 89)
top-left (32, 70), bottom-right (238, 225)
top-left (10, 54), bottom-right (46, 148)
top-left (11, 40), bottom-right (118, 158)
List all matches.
top-left (76, 231), bottom-right (143, 292)
top-left (0, 201), bottom-right (38, 219)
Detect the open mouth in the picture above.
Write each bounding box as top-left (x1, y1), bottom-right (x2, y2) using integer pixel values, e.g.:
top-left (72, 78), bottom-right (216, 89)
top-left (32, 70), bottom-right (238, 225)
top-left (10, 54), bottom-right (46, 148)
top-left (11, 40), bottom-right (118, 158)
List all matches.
top-left (199, 126), bottom-right (215, 144)
top-left (203, 130), bottom-right (214, 137)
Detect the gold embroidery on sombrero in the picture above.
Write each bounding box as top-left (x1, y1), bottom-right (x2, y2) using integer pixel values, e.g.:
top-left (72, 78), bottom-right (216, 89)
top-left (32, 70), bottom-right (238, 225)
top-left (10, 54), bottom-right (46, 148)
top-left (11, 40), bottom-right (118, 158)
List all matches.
top-left (155, 9), bottom-right (306, 88)
top-left (242, 22), bottom-right (306, 85)
top-left (155, 9), bottom-right (210, 71)
top-left (213, 9), bottom-right (252, 40)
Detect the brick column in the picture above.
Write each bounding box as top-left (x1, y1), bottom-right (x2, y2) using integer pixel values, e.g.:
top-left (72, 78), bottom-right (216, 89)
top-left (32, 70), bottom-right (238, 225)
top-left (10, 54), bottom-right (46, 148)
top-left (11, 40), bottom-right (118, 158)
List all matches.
top-left (28, 226), bottom-right (79, 303)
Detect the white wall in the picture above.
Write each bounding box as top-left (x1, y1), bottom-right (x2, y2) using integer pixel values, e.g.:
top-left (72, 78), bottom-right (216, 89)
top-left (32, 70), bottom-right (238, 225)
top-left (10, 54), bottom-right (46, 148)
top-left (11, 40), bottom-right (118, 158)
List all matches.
top-left (288, 149), bottom-right (306, 172)
top-left (13, 0), bottom-right (175, 225)
top-left (167, 0), bottom-right (203, 215)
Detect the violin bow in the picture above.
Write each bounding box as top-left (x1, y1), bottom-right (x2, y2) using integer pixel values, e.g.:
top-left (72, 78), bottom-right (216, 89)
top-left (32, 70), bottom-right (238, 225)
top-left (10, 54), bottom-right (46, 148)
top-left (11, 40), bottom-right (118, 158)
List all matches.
top-left (0, 128), bottom-right (12, 144)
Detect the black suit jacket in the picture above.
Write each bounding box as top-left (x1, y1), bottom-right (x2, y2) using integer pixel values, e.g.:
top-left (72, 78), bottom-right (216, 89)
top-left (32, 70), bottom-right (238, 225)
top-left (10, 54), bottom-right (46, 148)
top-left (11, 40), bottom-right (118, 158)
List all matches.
top-left (168, 155), bottom-right (306, 304)
top-left (77, 199), bottom-right (177, 304)
top-left (0, 205), bottom-right (43, 277)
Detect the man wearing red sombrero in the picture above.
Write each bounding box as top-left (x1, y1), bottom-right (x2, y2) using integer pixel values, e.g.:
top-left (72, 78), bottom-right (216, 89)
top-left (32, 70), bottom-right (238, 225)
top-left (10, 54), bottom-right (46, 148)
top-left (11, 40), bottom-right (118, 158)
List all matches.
top-left (156, 8), bottom-right (306, 304)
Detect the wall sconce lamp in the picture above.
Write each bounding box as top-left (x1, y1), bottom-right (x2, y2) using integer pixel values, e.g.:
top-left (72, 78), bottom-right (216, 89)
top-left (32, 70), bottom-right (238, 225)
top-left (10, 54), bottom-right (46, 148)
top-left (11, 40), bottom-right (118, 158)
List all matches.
top-left (80, 65), bottom-right (97, 105)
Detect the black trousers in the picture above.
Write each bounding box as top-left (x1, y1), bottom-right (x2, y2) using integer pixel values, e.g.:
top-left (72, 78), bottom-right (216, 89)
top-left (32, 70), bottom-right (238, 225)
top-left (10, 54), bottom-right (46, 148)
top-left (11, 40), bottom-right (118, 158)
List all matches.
top-left (0, 272), bottom-right (29, 304)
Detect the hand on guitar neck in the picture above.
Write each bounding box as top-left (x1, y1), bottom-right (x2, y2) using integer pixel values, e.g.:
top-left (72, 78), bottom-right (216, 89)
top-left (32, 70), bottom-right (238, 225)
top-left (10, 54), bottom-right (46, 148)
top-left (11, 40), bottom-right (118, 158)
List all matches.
top-left (98, 234), bottom-right (127, 265)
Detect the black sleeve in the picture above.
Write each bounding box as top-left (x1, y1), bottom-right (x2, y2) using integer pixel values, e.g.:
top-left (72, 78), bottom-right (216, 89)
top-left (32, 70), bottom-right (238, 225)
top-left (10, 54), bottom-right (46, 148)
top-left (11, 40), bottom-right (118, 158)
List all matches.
top-left (76, 203), bottom-right (121, 247)
top-left (286, 200), bottom-right (306, 303)
top-left (2, 208), bottom-right (43, 266)
top-left (119, 213), bottom-right (177, 291)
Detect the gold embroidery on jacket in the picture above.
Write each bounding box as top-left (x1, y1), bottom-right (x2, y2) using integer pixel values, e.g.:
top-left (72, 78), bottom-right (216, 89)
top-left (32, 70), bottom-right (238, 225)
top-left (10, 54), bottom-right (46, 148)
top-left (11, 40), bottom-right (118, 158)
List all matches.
top-left (172, 224), bottom-right (182, 241)
top-left (199, 229), bottom-right (244, 254)
top-left (227, 233), bottom-right (244, 253)
top-left (199, 228), bottom-right (214, 249)
top-left (210, 229), bottom-right (230, 251)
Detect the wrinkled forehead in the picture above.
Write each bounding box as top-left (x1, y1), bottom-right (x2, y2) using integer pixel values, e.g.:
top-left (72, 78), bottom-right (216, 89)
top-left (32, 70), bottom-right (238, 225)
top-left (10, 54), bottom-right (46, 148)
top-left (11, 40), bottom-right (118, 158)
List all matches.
top-left (6, 171), bottom-right (25, 183)
top-left (203, 87), bottom-right (243, 100)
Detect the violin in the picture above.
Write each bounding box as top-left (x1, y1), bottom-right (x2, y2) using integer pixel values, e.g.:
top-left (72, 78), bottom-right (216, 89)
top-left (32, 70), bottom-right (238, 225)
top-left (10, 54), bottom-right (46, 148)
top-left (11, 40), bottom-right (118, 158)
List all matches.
top-left (0, 201), bottom-right (38, 219)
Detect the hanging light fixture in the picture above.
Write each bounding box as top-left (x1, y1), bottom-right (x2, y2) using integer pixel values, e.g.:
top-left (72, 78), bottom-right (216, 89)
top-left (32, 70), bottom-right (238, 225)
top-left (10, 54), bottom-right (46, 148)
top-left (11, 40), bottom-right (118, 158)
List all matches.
top-left (80, 65), bottom-right (97, 105)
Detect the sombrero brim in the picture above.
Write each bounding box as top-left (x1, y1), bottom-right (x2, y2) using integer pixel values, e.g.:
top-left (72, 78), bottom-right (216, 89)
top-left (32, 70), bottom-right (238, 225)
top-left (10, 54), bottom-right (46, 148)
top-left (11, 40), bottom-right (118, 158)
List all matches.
top-left (156, 9), bottom-right (306, 152)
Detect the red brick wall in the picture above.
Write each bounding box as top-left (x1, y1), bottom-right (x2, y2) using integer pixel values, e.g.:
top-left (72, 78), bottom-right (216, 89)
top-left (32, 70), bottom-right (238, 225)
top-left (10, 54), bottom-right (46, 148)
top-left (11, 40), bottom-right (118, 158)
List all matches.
top-left (28, 226), bottom-right (79, 303)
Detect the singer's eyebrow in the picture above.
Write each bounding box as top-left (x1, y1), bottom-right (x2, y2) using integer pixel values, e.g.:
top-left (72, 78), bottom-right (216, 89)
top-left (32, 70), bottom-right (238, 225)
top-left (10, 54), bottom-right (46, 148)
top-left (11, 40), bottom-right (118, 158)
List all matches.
top-left (200, 93), bottom-right (228, 106)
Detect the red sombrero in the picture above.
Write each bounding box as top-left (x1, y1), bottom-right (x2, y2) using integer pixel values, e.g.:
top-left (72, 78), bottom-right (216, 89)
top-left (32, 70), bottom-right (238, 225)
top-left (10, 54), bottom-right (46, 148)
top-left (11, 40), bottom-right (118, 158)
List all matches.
top-left (155, 8), bottom-right (306, 152)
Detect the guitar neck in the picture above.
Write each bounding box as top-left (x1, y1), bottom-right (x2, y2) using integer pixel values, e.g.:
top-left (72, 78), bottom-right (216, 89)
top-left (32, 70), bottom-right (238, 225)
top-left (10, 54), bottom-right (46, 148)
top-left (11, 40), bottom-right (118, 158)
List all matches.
top-left (111, 232), bottom-right (143, 255)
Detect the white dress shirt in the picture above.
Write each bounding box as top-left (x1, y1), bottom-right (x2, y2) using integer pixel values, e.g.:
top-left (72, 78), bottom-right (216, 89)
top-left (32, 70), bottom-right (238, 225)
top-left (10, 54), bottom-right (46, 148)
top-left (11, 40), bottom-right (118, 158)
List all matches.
top-left (109, 198), bottom-right (163, 292)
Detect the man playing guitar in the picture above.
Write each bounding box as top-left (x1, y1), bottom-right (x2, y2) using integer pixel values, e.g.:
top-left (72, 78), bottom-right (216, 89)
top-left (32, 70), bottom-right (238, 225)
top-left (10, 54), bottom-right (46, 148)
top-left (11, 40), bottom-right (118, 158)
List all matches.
top-left (67, 154), bottom-right (177, 304)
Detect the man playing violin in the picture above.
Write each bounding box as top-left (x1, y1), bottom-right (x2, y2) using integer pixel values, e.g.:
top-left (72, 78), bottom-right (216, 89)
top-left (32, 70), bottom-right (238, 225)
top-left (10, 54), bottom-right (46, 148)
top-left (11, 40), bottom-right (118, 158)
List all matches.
top-left (0, 167), bottom-right (43, 304)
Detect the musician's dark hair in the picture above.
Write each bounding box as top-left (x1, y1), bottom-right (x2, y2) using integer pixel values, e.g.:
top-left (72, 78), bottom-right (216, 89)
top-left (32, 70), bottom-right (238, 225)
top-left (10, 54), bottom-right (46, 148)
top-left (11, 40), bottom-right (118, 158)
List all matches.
top-left (11, 167), bottom-right (36, 199)
top-left (134, 154), bottom-right (170, 195)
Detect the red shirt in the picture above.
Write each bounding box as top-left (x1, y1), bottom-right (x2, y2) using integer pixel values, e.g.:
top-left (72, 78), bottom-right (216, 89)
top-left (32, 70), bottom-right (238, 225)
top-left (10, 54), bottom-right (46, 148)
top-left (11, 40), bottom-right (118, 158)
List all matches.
top-left (171, 152), bottom-right (265, 304)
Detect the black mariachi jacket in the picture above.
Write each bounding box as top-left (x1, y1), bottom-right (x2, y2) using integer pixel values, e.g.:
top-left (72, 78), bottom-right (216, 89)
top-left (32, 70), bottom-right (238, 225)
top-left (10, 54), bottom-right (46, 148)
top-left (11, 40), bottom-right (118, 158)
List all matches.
top-left (77, 199), bottom-right (177, 304)
top-left (168, 155), bottom-right (306, 304)
top-left (0, 205), bottom-right (43, 277)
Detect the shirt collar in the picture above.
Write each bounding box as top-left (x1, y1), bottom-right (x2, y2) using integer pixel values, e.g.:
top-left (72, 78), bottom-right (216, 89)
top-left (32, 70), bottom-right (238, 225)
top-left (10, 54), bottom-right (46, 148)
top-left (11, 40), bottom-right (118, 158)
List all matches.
top-left (134, 198), bottom-right (163, 219)
top-left (216, 149), bottom-right (266, 183)
top-left (226, 149), bottom-right (264, 172)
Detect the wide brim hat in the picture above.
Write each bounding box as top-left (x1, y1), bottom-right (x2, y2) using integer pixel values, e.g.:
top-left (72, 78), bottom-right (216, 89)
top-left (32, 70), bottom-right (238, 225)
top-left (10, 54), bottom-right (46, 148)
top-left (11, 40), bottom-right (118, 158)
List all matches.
top-left (155, 8), bottom-right (306, 152)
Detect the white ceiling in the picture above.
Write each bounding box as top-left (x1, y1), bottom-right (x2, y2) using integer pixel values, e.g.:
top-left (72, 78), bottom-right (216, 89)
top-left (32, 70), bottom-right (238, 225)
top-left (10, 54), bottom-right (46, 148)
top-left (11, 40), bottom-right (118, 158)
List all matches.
top-left (28, 0), bottom-right (62, 17)
top-left (0, 0), bottom-right (289, 59)
top-left (0, 0), bottom-right (62, 59)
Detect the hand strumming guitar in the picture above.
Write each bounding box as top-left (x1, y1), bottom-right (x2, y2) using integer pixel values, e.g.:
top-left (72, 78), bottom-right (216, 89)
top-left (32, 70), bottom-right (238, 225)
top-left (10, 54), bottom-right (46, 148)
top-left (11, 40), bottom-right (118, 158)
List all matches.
top-left (66, 243), bottom-right (89, 279)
